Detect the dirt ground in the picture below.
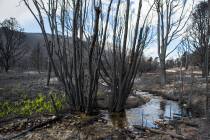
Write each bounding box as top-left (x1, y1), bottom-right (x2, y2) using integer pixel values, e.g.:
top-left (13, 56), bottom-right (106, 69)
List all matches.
top-left (135, 67), bottom-right (210, 140)
top-left (0, 71), bottom-right (63, 102)
top-left (0, 68), bottom-right (210, 140)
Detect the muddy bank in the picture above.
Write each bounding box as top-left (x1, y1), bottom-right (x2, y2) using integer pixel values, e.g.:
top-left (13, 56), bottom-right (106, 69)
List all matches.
top-left (102, 91), bottom-right (192, 129)
top-left (140, 89), bottom-right (179, 101)
top-left (0, 70), bottom-right (209, 139)
top-left (0, 113), bottom-right (136, 140)
top-left (0, 91), bottom-right (207, 140)
top-left (135, 72), bottom-right (208, 117)
top-left (0, 112), bottom-right (203, 140)
top-left (137, 89), bottom-right (206, 117)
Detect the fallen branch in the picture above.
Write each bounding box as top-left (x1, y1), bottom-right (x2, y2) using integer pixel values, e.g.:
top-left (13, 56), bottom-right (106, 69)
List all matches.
top-left (5, 113), bottom-right (73, 140)
top-left (133, 125), bottom-right (189, 140)
top-left (2, 113), bottom-right (102, 140)
top-left (6, 115), bottom-right (60, 140)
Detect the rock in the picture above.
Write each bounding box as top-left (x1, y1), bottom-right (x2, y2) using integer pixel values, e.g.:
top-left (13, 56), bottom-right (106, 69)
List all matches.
top-left (135, 91), bottom-right (149, 96)
top-left (97, 92), bottom-right (148, 109)
top-left (125, 96), bottom-right (141, 109)
top-left (97, 95), bottom-right (147, 109)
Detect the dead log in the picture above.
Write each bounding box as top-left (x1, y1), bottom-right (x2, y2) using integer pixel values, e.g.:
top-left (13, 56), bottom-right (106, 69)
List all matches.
top-left (133, 125), bottom-right (189, 140)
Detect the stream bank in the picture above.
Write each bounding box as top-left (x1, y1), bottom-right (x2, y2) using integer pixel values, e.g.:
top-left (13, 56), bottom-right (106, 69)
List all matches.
top-left (0, 71), bottom-right (209, 139)
top-left (102, 91), bottom-right (192, 129)
top-left (0, 91), bottom-right (201, 140)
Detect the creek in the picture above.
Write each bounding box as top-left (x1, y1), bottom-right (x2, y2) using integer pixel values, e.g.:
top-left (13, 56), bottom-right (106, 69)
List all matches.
top-left (102, 91), bottom-right (189, 128)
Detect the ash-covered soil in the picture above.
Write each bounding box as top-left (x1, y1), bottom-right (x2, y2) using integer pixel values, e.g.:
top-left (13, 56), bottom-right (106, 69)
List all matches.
top-left (0, 68), bottom-right (210, 140)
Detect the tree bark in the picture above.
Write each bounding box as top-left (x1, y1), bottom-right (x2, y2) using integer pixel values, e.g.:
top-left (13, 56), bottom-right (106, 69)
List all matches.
top-left (5, 66), bottom-right (9, 73)
top-left (46, 59), bottom-right (52, 86)
top-left (160, 60), bottom-right (166, 85)
top-left (155, 0), bottom-right (191, 86)
top-left (4, 60), bottom-right (9, 73)
top-left (202, 62), bottom-right (206, 78)
top-left (206, 0), bottom-right (210, 119)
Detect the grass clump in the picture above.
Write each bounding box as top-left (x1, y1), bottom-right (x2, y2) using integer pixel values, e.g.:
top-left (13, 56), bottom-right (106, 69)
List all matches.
top-left (0, 93), bottom-right (64, 118)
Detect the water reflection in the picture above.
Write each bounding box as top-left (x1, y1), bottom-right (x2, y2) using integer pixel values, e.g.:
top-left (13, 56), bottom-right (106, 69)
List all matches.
top-left (159, 99), bottom-right (166, 119)
top-left (103, 92), bottom-right (184, 128)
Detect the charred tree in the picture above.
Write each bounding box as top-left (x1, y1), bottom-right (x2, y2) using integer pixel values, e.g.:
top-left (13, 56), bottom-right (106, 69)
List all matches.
top-left (24, 0), bottom-right (104, 114)
top-left (31, 43), bottom-right (43, 73)
top-left (0, 18), bottom-right (26, 72)
top-left (100, 0), bottom-right (153, 112)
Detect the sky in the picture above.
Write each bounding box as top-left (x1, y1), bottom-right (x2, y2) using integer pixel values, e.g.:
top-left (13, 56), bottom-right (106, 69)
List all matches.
top-left (0, 0), bottom-right (200, 59)
top-left (0, 0), bottom-right (41, 33)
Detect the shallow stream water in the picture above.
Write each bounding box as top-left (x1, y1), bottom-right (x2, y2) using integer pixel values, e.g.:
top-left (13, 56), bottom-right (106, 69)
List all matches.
top-left (103, 91), bottom-right (187, 128)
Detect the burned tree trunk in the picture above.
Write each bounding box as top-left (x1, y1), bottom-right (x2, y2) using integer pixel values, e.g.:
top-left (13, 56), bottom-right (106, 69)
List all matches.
top-left (46, 58), bottom-right (52, 86)
top-left (24, 0), bottom-right (102, 114)
top-left (0, 18), bottom-right (26, 72)
top-left (100, 0), bottom-right (153, 112)
top-left (46, 42), bottom-right (53, 86)
top-left (160, 59), bottom-right (166, 85)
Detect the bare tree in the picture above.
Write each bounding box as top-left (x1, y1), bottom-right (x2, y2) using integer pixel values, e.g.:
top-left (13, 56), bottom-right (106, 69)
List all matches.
top-left (185, 1), bottom-right (208, 77)
top-left (0, 18), bottom-right (26, 72)
top-left (46, 45), bottom-right (53, 86)
top-left (31, 43), bottom-right (43, 73)
top-left (24, 0), bottom-right (105, 114)
top-left (100, 0), bottom-right (153, 112)
top-left (0, 42), bottom-right (3, 72)
top-left (206, 0), bottom-right (210, 118)
top-left (177, 45), bottom-right (189, 103)
top-left (24, 0), bottom-right (152, 113)
top-left (154, 0), bottom-right (193, 85)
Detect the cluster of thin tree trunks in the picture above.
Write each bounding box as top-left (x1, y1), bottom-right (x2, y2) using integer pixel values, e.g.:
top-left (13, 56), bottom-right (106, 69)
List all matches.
top-left (21, 0), bottom-right (209, 113)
